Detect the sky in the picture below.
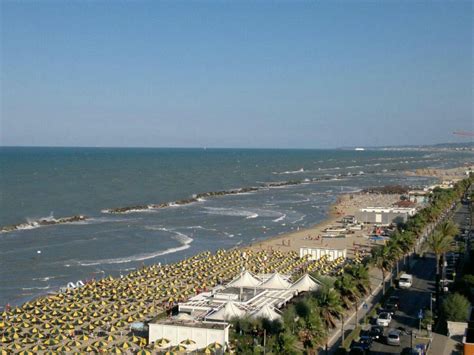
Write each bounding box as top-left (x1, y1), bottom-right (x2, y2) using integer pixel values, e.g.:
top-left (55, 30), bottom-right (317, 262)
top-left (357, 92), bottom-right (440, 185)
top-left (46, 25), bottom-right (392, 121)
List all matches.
top-left (1, 1), bottom-right (472, 149)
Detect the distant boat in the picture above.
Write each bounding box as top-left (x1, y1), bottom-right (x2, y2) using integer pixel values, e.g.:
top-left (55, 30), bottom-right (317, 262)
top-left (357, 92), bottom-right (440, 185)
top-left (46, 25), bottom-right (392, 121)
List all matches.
top-left (354, 147), bottom-right (365, 151)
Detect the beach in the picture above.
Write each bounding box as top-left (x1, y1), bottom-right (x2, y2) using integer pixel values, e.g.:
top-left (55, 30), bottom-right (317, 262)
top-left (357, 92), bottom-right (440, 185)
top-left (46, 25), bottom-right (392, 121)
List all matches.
top-left (1, 150), bottom-right (472, 352)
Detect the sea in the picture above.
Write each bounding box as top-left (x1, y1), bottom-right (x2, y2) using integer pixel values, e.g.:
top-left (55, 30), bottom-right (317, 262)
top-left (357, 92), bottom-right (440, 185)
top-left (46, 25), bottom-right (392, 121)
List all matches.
top-left (0, 147), bottom-right (472, 307)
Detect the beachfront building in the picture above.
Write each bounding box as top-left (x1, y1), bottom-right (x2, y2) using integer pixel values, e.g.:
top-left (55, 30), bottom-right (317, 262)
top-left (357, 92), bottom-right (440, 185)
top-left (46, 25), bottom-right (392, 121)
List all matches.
top-left (148, 318), bottom-right (230, 352)
top-left (356, 206), bottom-right (416, 225)
top-left (175, 271), bottom-right (319, 322)
top-left (299, 246), bottom-right (347, 261)
top-left (407, 190), bottom-right (430, 204)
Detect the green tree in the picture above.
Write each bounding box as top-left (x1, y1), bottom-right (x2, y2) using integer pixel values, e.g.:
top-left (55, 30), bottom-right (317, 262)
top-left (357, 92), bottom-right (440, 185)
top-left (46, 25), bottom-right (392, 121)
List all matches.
top-left (276, 330), bottom-right (300, 355)
top-left (370, 245), bottom-right (395, 295)
top-left (345, 264), bottom-right (371, 295)
top-left (313, 287), bottom-right (344, 328)
top-left (427, 230), bottom-right (454, 276)
top-left (442, 293), bottom-right (470, 322)
top-left (334, 274), bottom-right (360, 308)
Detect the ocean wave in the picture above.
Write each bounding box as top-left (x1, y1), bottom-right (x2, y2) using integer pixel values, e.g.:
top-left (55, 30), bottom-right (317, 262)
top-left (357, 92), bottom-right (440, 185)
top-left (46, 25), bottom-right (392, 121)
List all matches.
top-left (203, 207), bottom-right (259, 219)
top-left (272, 168), bottom-right (305, 175)
top-left (291, 214), bottom-right (306, 224)
top-left (272, 213), bottom-right (286, 222)
top-left (22, 285), bottom-right (51, 290)
top-left (0, 215), bottom-right (87, 234)
top-left (76, 229), bottom-right (193, 266)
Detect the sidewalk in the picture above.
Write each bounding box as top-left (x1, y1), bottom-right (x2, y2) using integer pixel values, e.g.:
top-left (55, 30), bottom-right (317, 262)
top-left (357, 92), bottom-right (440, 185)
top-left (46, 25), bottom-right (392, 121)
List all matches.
top-left (326, 265), bottom-right (393, 353)
top-left (430, 332), bottom-right (461, 355)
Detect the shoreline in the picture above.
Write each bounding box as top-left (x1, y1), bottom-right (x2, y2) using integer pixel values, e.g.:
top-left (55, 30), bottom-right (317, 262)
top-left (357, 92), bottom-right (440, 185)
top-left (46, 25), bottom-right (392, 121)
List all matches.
top-left (3, 164), bottom-right (471, 308)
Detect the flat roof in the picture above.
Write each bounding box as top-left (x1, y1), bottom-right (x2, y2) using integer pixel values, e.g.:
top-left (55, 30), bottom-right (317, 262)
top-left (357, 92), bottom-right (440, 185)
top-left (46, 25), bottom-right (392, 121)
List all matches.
top-left (150, 318), bottom-right (229, 330)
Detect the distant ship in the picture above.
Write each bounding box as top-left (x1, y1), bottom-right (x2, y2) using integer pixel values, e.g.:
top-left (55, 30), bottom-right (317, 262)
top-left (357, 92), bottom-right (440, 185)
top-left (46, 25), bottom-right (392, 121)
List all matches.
top-left (354, 147), bottom-right (365, 151)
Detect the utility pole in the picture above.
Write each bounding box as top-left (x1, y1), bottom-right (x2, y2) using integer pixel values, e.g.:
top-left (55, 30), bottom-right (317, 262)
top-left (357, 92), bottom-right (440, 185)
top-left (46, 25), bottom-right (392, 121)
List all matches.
top-left (341, 314), bottom-right (345, 344)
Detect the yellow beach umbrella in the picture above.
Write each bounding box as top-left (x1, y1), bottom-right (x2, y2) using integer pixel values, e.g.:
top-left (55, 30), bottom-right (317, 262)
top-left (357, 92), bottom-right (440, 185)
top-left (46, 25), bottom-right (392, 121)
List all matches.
top-left (56, 345), bottom-right (71, 352)
top-left (172, 344), bottom-right (187, 351)
top-left (208, 341), bottom-right (222, 349)
top-left (32, 344), bottom-right (47, 351)
top-left (43, 338), bottom-right (59, 346)
top-left (121, 341), bottom-right (134, 349)
top-left (78, 334), bottom-right (89, 341)
top-left (180, 338), bottom-right (196, 345)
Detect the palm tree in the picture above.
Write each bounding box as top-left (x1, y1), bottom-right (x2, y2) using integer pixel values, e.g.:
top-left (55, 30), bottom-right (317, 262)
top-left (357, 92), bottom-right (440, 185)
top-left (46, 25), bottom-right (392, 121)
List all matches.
top-left (345, 264), bottom-right (371, 295)
top-left (428, 229), bottom-right (455, 310)
top-left (439, 220), bottom-right (459, 240)
top-left (334, 274), bottom-right (360, 308)
top-left (428, 230), bottom-right (454, 276)
top-left (370, 245), bottom-right (395, 295)
top-left (313, 287), bottom-right (344, 328)
top-left (394, 231), bottom-right (415, 266)
top-left (387, 238), bottom-right (403, 276)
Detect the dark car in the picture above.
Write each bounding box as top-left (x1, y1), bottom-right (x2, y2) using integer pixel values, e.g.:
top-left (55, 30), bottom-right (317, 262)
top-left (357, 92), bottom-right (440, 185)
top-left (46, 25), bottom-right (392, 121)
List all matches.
top-left (358, 335), bottom-right (373, 350)
top-left (349, 347), bottom-right (366, 355)
top-left (360, 326), bottom-right (383, 341)
top-left (371, 325), bottom-right (384, 339)
top-left (379, 303), bottom-right (397, 315)
top-left (386, 296), bottom-right (400, 309)
top-left (401, 348), bottom-right (419, 354)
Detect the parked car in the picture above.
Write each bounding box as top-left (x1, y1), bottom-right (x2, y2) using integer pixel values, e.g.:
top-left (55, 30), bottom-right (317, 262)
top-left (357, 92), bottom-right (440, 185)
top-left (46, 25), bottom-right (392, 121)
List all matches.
top-left (386, 296), bottom-right (400, 309)
top-left (370, 325), bottom-right (384, 339)
top-left (398, 274), bottom-right (413, 288)
top-left (360, 326), bottom-right (382, 341)
top-left (376, 312), bottom-right (392, 327)
top-left (349, 346), bottom-right (366, 355)
top-left (358, 335), bottom-right (373, 350)
top-left (401, 347), bottom-right (419, 354)
top-left (386, 329), bottom-right (401, 346)
top-left (378, 303), bottom-right (396, 315)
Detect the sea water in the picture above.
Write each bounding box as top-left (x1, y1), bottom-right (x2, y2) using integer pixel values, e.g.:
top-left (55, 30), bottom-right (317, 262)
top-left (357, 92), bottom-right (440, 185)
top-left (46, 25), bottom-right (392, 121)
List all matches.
top-left (0, 147), bottom-right (471, 306)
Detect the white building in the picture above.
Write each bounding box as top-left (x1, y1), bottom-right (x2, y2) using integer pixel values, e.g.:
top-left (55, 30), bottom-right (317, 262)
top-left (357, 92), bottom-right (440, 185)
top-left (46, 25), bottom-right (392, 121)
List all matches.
top-left (357, 206), bottom-right (416, 225)
top-left (148, 319), bottom-right (229, 351)
top-left (299, 247), bottom-right (347, 261)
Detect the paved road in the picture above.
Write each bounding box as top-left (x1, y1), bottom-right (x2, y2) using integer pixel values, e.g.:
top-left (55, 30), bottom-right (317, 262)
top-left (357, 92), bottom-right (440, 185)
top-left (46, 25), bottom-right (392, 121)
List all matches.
top-left (369, 254), bottom-right (436, 354)
top-left (369, 201), bottom-right (472, 355)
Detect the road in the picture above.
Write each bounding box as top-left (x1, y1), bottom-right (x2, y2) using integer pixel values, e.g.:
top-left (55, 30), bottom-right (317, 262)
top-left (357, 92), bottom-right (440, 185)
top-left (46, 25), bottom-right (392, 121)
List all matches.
top-left (369, 254), bottom-right (435, 354)
top-left (369, 201), bottom-right (472, 354)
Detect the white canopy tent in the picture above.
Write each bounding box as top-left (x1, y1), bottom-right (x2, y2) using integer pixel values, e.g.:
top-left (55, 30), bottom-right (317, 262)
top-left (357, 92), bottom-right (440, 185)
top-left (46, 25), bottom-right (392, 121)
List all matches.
top-left (228, 270), bottom-right (261, 288)
top-left (259, 272), bottom-right (291, 289)
top-left (206, 301), bottom-right (246, 322)
top-left (290, 274), bottom-right (321, 293)
top-left (251, 305), bottom-right (281, 321)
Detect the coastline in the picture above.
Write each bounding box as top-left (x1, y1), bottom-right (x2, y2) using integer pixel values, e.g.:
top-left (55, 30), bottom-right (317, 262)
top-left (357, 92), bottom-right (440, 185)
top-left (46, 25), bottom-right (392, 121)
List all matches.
top-left (1, 164), bottom-right (471, 353)
top-left (6, 164), bottom-right (471, 307)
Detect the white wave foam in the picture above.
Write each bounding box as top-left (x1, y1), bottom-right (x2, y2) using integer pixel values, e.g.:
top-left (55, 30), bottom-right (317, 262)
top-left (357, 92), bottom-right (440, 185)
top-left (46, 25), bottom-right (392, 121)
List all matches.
top-left (291, 214), bottom-right (306, 224)
top-left (272, 214), bottom-right (286, 222)
top-left (203, 207), bottom-right (258, 219)
top-left (272, 168), bottom-right (305, 175)
top-left (22, 285), bottom-right (51, 290)
top-left (76, 229), bottom-right (193, 266)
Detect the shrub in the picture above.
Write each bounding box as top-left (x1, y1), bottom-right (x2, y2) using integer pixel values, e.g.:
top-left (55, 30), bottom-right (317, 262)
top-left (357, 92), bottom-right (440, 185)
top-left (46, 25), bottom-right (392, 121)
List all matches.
top-left (442, 293), bottom-right (470, 322)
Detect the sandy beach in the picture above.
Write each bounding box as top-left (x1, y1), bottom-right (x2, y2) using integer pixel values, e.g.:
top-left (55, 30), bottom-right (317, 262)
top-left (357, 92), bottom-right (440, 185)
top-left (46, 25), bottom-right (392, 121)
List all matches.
top-left (247, 193), bottom-right (401, 258)
top-left (1, 164), bottom-right (471, 353)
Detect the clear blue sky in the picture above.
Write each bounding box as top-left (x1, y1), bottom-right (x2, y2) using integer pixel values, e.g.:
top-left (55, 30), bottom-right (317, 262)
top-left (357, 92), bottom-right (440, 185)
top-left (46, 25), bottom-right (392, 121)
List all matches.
top-left (1, 1), bottom-right (472, 148)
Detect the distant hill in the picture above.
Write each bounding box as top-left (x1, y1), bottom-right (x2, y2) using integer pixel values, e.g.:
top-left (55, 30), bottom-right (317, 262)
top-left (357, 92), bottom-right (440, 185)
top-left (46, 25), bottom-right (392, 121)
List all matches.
top-left (338, 142), bottom-right (474, 150)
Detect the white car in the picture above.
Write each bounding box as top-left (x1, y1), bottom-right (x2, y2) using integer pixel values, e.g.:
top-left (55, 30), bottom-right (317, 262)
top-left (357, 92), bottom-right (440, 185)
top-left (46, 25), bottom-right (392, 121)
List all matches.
top-left (376, 312), bottom-right (392, 327)
top-left (399, 274), bottom-right (413, 289)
